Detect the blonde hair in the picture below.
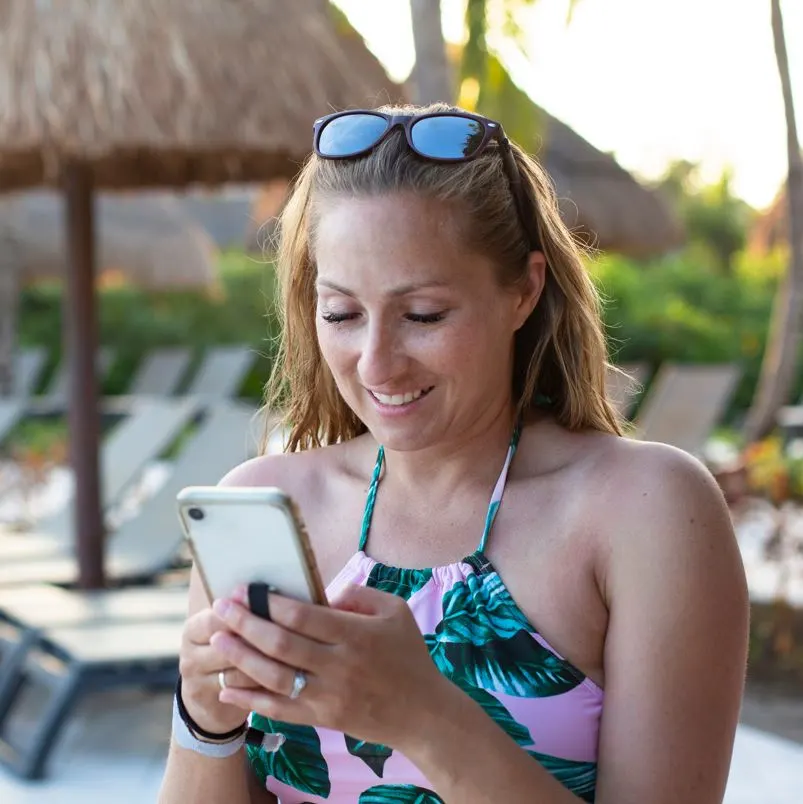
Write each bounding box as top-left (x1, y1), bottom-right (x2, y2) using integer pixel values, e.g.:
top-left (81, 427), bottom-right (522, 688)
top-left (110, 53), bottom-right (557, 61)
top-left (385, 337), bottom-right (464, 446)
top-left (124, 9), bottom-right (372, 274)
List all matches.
top-left (262, 103), bottom-right (622, 453)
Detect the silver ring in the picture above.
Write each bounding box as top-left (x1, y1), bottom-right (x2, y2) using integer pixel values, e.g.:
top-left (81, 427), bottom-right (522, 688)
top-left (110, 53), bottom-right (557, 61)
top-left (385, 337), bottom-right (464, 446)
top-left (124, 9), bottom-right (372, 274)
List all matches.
top-left (218, 670), bottom-right (227, 691)
top-left (289, 669), bottom-right (307, 700)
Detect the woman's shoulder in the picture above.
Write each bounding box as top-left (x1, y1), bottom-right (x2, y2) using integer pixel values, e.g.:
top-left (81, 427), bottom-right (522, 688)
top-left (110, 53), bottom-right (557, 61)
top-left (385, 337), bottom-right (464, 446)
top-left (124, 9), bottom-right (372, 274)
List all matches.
top-left (592, 434), bottom-right (728, 520)
top-left (520, 420), bottom-right (737, 573)
top-left (217, 432), bottom-right (377, 501)
top-left (568, 431), bottom-right (743, 606)
top-left (522, 418), bottom-right (727, 516)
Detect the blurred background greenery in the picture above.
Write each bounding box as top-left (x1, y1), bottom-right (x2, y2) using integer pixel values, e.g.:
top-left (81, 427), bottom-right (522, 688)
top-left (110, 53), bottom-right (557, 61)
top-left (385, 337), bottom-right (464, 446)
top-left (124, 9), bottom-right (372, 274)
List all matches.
top-left (15, 162), bottom-right (789, 426)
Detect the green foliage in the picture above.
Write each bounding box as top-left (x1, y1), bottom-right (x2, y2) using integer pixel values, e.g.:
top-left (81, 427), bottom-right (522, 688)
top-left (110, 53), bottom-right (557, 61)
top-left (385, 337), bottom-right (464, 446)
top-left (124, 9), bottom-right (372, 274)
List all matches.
top-left (18, 250), bottom-right (279, 400)
top-left (592, 249), bottom-right (781, 414)
top-left (657, 161), bottom-right (755, 275)
top-left (5, 417), bottom-right (68, 456)
top-left (15, 245), bottom-right (789, 425)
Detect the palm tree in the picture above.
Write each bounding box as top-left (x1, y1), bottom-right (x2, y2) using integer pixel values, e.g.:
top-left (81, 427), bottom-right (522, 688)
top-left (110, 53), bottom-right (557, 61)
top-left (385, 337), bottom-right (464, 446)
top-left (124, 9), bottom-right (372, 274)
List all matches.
top-left (407, 1), bottom-right (551, 109)
top-left (458, 0), bottom-right (578, 107)
top-left (406, 0), bottom-right (579, 135)
top-left (408, 0), bottom-right (453, 103)
top-left (745, 0), bottom-right (803, 440)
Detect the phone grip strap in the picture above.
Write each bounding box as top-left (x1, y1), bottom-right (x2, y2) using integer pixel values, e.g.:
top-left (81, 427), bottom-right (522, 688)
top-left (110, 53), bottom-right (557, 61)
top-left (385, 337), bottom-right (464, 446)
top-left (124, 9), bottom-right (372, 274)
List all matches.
top-left (245, 582), bottom-right (280, 750)
top-left (248, 581), bottom-right (274, 620)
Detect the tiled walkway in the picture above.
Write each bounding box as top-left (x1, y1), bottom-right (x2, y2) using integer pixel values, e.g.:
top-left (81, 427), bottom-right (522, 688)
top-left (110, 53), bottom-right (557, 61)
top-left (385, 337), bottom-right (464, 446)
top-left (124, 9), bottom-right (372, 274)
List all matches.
top-left (0, 689), bottom-right (800, 803)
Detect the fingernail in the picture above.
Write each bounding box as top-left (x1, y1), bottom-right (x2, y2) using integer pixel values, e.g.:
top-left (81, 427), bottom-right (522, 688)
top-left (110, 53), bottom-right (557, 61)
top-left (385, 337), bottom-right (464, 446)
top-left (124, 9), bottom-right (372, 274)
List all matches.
top-left (212, 599), bottom-right (232, 618)
top-left (232, 585), bottom-right (248, 605)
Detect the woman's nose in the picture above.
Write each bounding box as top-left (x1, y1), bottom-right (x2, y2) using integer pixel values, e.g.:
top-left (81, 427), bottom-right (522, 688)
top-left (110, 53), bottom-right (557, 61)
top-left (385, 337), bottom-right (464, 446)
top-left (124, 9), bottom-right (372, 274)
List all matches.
top-left (357, 322), bottom-right (407, 387)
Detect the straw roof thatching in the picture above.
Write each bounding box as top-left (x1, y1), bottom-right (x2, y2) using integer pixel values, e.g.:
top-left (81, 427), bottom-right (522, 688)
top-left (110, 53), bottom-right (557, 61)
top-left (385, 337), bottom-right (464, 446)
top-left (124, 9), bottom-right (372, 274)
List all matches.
top-left (457, 53), bottom-right (683, 258)
top-left (535, 114), bottom-right (684, 258)
top-left (0, 0), bottom-right (402, 190)
top-left (3, 192), bottom-right (218, 289)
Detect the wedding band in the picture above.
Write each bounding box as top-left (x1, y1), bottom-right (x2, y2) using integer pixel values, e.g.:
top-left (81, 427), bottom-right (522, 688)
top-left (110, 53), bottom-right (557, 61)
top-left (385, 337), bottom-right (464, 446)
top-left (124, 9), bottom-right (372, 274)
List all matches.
top-left (218, 671), bottom-right (227, 691)
top-left (289, 670), bottom-right (307, 700)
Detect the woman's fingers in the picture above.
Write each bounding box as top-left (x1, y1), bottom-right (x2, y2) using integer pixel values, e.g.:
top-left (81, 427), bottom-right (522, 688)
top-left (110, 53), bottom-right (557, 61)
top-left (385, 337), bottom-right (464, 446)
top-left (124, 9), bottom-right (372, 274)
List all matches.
top-left (217, 667), bottom-right (261, 690)
top-left (212, 600), bottom-right (331, 671)
top-left (210, 631), bottom-right (301, 698)
top-left (179, 642), bottom-right (257, 683)
top-left (184, 607), bottom-right (227, 646)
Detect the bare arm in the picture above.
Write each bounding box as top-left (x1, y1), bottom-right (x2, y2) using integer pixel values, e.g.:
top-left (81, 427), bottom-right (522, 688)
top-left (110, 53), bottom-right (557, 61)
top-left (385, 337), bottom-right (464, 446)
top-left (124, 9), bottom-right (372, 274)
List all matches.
top-left (593, 444), bottom-right (749, 802)
top-left (401, 444), bottom-right (748, 803)
top-left (159, 451), bottom-right (325, 803)
top-left (158, 567), bottom-right (277, 804)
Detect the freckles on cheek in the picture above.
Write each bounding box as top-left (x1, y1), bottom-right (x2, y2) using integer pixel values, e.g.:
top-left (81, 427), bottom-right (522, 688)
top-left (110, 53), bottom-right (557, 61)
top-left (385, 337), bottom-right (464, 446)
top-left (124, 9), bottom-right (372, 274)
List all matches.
top-left (316, 330), bottom-right (354, 395)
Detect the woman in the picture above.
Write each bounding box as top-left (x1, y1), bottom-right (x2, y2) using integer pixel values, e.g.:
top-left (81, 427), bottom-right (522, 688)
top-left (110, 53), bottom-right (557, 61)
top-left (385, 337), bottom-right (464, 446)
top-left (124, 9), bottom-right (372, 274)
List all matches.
top-left (159, 104), bottom-right (749, 803)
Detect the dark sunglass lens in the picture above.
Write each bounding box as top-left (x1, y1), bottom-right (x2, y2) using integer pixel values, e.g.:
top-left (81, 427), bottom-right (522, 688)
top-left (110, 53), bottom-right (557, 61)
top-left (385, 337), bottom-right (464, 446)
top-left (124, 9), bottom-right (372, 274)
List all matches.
top-left (410, 116), bottom-right (485, 159)
top-left (318, 113), bottom-right (389, 157)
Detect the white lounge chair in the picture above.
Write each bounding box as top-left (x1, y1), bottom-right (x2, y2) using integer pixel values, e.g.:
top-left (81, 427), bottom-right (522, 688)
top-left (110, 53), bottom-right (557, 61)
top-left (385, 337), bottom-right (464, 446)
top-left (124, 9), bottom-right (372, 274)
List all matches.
top-left (632, 363), bottom-right (741, 456)
top-left (128, 346), bottom-right (192, 397)
top-left (185, 344), bottom-right (257, 399)
top-left (0, 397), bottom-right (199, 556)
top-left (0, 347), bottom-right (48, 446)
top-left (0, 400), bottom-right (258, 586)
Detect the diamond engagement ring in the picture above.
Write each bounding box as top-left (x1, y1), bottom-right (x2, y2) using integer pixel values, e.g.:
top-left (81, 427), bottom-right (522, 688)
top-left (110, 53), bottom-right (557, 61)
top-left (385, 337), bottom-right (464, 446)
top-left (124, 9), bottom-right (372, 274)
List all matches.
top-left (289, 670), bottom-right (307, 700)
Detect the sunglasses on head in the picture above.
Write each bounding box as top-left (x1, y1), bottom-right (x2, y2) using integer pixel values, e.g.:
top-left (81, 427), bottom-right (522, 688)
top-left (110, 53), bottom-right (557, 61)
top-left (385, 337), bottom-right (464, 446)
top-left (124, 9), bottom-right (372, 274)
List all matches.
top-left (312, 109), bottom-right (540, 250)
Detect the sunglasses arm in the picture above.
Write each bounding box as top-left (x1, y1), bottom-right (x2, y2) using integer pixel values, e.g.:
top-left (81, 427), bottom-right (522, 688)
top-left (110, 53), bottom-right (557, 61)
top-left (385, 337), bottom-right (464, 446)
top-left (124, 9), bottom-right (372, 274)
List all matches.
top-left (499, 138), bottom-right (541, 251)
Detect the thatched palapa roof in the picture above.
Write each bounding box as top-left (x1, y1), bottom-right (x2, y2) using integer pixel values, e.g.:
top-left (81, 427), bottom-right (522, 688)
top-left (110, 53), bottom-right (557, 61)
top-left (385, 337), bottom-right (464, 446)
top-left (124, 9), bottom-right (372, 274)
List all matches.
top-left (466, 54), bottom-right (684, 258)
top-left (0, 0), bottom-right (405, 588)
top-left (0, 0), bottom-right (402, 190)
top-left (536, 114), bottom-right (684, 258)
top-left (4, 192), bottom-right (218, 290)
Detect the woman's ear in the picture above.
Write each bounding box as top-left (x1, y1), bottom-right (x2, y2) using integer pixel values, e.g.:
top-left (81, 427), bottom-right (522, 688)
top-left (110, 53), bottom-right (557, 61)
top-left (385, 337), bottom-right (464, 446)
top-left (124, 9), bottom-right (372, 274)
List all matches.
top-left (513, 250), bottom-right (547, 330)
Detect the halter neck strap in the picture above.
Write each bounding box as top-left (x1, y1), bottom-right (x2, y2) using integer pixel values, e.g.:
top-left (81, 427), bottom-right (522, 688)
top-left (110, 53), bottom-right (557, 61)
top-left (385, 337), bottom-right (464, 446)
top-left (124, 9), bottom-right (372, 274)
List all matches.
top-left (357, 423), bottom-right (521, 554)
top-left (358, 445), bottom-right (384, 552)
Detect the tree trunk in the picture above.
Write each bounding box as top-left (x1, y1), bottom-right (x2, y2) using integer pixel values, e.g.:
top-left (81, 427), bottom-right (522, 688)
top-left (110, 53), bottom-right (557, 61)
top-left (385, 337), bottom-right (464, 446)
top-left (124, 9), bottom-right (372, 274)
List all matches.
top-left (744, 0), bottom-right (803, 441)
top-left (0, 211), bottom-right (21, 397)
top-left (409, 0), bottom-right (453, 104)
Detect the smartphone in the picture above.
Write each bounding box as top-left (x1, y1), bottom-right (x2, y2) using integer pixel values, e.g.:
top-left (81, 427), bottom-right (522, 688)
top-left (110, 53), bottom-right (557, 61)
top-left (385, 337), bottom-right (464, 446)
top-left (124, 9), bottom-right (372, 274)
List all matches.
top-left (176, 486), bottom-right (328, 606)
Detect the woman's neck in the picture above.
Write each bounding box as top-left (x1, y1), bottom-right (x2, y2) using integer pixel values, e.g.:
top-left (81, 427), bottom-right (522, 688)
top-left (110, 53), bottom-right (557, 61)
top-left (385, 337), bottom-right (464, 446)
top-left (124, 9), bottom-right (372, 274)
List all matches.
top-left (379, 402), bottom-right (518, 502)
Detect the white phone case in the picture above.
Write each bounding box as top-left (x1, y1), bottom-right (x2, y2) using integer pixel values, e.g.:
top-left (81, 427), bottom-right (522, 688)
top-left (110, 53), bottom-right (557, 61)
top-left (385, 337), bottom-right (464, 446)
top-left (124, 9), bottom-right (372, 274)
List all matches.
top-left (176, 486), bottom-right (327, 605)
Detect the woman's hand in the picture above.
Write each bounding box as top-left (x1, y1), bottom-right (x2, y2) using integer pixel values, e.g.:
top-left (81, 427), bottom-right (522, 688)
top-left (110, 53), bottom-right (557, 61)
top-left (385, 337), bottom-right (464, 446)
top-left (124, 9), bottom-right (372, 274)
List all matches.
top-left (178, 606), bottom-right (261, 734)
top-left (209, 584), bottom-right (449, 749)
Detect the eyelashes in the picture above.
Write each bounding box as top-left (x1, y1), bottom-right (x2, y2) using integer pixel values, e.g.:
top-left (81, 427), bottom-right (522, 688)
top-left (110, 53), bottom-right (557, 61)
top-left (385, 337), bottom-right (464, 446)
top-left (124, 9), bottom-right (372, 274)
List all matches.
top-left (320, 312), bottom-right (357, 324)
top-left (405, 312), bottom-right (444, 324)
top-left (320, 311), bottom-right (446, 325)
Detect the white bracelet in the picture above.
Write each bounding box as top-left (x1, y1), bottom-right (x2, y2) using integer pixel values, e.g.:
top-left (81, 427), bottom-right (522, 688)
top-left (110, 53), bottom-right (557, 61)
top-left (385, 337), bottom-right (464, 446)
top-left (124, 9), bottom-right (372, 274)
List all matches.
top-left (171, 696), bottom-right (247, 758)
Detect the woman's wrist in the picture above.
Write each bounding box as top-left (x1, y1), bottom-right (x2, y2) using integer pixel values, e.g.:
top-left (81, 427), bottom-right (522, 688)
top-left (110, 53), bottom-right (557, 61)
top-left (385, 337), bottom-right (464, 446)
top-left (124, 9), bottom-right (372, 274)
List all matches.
top-left (176, 676), bottom-right (248, 738)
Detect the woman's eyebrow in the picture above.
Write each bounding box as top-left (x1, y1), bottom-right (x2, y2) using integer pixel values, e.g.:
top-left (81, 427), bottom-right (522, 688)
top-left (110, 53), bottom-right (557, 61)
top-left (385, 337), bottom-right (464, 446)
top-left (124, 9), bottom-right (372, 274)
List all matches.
top-left (316, 279), bottom-right (450, 298)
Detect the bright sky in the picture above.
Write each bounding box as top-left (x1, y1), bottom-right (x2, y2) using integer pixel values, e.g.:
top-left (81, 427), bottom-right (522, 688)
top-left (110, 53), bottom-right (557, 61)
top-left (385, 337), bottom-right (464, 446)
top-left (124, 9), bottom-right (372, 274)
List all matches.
top-left (332, 0), bottom-right (803, 210)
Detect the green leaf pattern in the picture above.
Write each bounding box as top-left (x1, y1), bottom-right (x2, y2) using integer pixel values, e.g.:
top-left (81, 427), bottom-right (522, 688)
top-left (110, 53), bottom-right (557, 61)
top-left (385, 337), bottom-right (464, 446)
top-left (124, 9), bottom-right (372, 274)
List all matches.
top-left (366, 563), bottom-right (433, 600)
top-left (426, 573), bottom-right (583, 698)
top-left (528, 751), bottom-right (597, 802)
top-left (434, 572), bottom-right (532, 645)
top-left (247, 567), bottom-right (597, 802)
top-left (246, 715), bottom-right (331, 797)
top-left (345, 734), bottom-right (393, 777)
top-left (359, 784), bottom-right (445, 803)
top-left (458, 683), bottom-right (532, 746)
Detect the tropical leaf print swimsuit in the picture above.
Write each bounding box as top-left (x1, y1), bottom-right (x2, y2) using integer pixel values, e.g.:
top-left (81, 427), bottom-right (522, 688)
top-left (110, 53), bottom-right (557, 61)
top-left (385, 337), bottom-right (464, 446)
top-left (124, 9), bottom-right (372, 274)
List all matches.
top-left (247, 426), bottom-right (604, 802)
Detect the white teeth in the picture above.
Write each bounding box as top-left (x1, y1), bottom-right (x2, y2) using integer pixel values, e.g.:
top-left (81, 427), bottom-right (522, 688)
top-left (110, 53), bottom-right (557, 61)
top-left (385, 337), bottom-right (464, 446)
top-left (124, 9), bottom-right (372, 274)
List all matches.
top-left (373, 388), bottom-right (426, 406)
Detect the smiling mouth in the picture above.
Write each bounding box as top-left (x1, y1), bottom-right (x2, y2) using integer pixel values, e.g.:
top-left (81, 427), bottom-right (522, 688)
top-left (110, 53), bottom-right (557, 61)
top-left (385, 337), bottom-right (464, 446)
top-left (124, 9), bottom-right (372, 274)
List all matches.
top-left (369, 387), bottom-right (434, 407)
